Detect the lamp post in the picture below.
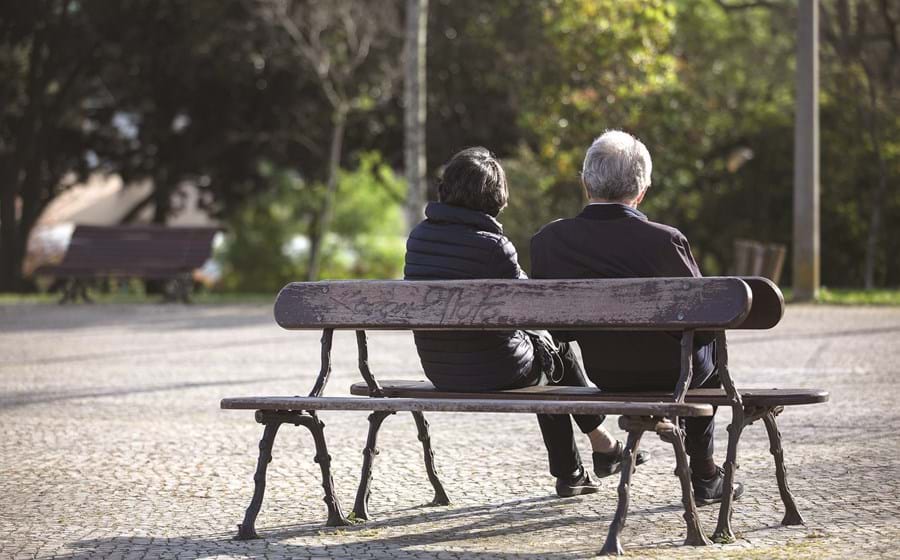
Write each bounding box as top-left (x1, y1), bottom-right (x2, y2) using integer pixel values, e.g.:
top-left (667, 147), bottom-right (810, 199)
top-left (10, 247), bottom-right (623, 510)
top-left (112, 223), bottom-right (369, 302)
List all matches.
top-left (793, 0), bottom-right (820, 301)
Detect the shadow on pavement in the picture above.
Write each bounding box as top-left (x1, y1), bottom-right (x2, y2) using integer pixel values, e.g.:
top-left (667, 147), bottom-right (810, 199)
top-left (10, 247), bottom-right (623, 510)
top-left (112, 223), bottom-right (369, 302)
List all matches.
top-left (1, 304), bottom-right (275, 333)
top-left (0, 374), bottom-right (298, 410)
top-left (730, 324), bottom-right (900, 344)
top-left (0, 335), bottom-right (290, 368)
top-left (46, 494), bottom-right (694, 560)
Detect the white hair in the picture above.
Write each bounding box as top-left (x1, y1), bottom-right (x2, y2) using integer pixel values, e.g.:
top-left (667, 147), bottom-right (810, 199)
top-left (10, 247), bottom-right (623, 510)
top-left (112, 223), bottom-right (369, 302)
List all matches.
top-left (581, 130), bottom-right (652, 202)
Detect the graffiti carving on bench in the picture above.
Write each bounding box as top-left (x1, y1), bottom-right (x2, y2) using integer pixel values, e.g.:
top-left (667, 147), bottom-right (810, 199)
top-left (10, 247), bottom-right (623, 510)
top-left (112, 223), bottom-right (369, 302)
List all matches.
top-left (320, 285), bottom-right (509, 324)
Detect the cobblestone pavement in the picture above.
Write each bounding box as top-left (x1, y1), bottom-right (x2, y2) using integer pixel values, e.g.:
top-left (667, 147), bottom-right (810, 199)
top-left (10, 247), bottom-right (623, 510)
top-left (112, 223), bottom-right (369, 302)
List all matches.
top-left (1, 303), bottom-right (899, 559)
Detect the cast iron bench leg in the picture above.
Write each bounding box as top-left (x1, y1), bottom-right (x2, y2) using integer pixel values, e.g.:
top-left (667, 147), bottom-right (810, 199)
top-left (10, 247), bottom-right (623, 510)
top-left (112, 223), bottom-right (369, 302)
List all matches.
top-left (79, 280), bottom-right (93, 303)
top-left (58, 280), bottom-right (75, 304)
top-left (352, 410), bottom-right (451, 521)
top-left (59, 279), bottom-right (91, 304)
top-left (295, 412), bottom-right (352, 527)
top-left (236, 420), bottom-right (281, 540)
top-left (236, 411), bottom-right (350, 540)
top-left (411, 411), bottom-right (451, 506)
top-left (713, 408), bottom-right (746, 542)
top-left (659, 421), bottom-right (711, 546)
top-left (762, 408), bottom-right (804, 526)
top-left (600, 428), bottom-right (643, 556)
top-left (352, 410), bottom-right (394, 520)
top-left (178, 277), bottom-right (191, 303)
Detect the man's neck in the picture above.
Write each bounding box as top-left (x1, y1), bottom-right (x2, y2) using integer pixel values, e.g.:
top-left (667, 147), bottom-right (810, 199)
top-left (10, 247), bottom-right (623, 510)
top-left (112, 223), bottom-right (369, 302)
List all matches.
top-left (588, 198), bottom-right (639, 209)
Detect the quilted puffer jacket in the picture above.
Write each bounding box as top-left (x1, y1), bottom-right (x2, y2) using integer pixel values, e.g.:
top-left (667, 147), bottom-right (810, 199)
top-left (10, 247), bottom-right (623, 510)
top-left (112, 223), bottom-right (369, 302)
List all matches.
top-left (404, 202), bottom-right (534, 391)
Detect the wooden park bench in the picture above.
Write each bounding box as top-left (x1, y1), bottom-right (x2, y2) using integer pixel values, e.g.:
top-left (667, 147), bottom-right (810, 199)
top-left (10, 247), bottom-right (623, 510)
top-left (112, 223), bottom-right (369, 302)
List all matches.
top-left (221, 277), bottom-right (828, 555)
top-left (35, 225), bottom-right (219, 303)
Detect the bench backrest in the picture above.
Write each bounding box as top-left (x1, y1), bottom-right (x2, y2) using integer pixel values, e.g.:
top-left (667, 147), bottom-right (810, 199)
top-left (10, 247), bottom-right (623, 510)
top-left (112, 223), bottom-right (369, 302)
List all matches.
top-left (275, 277), bottom-right (782, 331)
top-left (60, 225), bottom-right (219, 274)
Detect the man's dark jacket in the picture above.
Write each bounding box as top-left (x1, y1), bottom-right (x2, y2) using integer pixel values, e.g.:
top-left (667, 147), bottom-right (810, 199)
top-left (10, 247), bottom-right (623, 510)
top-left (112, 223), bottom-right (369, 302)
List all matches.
top-left (530, 203), bottom-right (715, 390)
top-left (405, 202), bottom-right (534, 391)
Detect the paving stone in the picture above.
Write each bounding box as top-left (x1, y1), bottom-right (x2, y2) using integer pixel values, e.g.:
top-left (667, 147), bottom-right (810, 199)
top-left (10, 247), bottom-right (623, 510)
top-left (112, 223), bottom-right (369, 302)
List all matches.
top-left (1, 303), bottom-right (899, 559)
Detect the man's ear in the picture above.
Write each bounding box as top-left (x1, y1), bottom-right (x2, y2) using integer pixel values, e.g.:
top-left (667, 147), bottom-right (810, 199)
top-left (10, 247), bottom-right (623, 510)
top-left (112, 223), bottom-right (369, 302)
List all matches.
top-left (634, 189), bottom-right (647, 207)
top-left (581, 177), bottom-right (590, 201)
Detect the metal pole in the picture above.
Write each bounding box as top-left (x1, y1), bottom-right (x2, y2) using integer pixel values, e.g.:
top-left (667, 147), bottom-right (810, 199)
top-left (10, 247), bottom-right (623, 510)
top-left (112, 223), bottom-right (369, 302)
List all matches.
top-left (793, 0), bottom-right (820, 301)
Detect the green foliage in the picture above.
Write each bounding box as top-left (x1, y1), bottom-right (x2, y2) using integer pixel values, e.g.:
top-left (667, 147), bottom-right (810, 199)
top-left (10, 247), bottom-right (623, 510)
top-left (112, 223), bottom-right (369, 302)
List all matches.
top-left (495, 0), bottom-right (899, 287)
top-left (501, 146), bottom-right (584, 275)
top-left (3, 0), bottom-right (897, 291)
top-left (816, 288), bottom-right (900, 306)
top-left (216, 165), bottom-right (308, 294)
top-left (320, 153), bottom-right (407, 280)
top-left (217, 153), bottom-right (405, 292)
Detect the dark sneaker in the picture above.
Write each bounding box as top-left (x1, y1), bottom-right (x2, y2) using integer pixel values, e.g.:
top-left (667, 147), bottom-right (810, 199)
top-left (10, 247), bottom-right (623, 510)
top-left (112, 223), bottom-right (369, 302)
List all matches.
top-left (692, 466), bottom-right (745, 506)
top-left (592, 441), bottom-right (651, 479)
top-left (556, 466), bottom-right (602, 498)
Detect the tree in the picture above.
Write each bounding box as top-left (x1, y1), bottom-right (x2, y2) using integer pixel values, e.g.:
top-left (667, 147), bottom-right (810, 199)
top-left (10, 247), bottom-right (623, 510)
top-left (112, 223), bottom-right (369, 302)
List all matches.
top-left (88, 1), bottom-right (298, 224)
top-left (0, 0), bottom-right (320, 291)
top-left (254, 0), bottom-right (402, 280)
top-left (820, 0), bottom-right (899, 288)
top-left (0, 0), bottom-right (105, 291)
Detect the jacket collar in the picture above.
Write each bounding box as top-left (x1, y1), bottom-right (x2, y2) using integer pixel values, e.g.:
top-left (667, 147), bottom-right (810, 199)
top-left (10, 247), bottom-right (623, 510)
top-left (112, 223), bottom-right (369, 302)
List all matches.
top-left (425, 202), bottom-right (504, 234)
top-left (577, 203), bottom-right (647, 222)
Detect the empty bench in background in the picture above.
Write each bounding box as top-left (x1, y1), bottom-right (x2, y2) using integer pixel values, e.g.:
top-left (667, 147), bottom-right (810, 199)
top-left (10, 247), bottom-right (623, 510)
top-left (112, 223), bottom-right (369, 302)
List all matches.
top-left (35, 225), bottom-right (219, 303)
top-left (222, 277), bottom-right (827, 555)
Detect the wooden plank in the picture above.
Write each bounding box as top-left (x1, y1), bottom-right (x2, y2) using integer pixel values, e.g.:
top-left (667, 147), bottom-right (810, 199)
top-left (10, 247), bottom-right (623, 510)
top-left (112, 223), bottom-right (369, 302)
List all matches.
top-left (274, 278), bottom-right (752, 330)
top-left (220, 396), bottom-right (715, 416)
top-left (349, 380), bottom-right (830, 407)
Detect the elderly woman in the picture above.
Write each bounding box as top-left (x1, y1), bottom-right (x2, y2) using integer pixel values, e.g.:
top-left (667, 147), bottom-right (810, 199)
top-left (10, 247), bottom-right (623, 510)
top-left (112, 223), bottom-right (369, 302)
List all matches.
top-left (404, 147), bottom-right (648, 497)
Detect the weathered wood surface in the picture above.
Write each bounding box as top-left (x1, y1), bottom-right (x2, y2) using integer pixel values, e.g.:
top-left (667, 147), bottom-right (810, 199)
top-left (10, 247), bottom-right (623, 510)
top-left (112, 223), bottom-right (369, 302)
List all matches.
top-left (274, 278), bottom-right (752, 330)
top-left (736, 277), bottom-right (785, 330)
top-left (35, 225), bottom-right (219, 279)
top-left (220, 396), bottom-right (715, 417)
top-left (349, 381), bottom-right (830, 407)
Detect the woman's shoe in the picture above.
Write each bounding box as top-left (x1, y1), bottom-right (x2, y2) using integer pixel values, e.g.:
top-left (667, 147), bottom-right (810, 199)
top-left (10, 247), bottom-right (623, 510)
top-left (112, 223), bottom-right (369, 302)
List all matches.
top-left (592, 440), bottom-right (651, 478)
top-left (692, 466), bottom-right (745, 505)
top-left (556, 466), bottom-right (602, 497)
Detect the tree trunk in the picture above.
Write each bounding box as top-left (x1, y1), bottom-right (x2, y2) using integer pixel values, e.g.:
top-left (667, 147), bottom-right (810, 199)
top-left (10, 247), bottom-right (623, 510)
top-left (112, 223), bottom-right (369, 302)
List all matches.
top-left (152, 169), bottom-right (172, 225)
top-left (861, 62), bottom-right (890, 290)
top-left (863, 179), bottom-right (886, 290)
top-left (307, 109), bottom-right (346, 281)
top-left (120, 190), bottom-right (156, 224)
top-left (0, 168), bottom-right (19, 292)
top-left (403, 0), bottom-right (428, 231)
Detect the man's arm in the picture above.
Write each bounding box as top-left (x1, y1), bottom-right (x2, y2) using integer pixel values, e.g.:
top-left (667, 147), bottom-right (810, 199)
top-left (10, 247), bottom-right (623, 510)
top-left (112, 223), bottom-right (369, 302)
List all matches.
top-left (660, 232), bottom-right (702, 277)
top-left (663, 232), bottom-right (716, 345)
top-left (530, 230), bottom-right (576, 342)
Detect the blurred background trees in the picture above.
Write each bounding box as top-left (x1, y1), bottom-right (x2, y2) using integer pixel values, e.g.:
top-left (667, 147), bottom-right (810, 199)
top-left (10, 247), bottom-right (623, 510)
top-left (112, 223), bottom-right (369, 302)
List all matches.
top-left (1, 0), bottom-right (897, 292)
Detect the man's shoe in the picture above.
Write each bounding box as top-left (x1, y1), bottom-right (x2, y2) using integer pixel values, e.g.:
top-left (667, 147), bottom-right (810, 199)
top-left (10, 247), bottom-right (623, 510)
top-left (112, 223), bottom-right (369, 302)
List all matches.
top-left (692, 466), bottom-right (745, 506)
top-left (592, 441), bottom-right (651, 479)
top-left (556, 466), bottom-right (602, 498)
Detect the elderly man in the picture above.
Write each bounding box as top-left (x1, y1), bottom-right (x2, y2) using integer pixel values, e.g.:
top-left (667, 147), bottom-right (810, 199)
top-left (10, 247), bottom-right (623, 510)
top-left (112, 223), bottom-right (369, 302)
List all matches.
top-left (530, 130), bottom-right (743, 504)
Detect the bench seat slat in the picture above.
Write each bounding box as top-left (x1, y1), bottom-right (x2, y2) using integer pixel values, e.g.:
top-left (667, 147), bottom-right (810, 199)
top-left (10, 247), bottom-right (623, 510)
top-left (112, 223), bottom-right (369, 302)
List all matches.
top-left (349, 380), bottom-right (829, 407)
top-left (220, 396), bottom-right (715, 416)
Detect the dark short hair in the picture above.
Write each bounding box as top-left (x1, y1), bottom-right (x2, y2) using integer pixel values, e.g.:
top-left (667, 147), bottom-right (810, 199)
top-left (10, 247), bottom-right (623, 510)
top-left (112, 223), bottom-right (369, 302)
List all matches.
top-left (437, 147), bottom-right (508, 216)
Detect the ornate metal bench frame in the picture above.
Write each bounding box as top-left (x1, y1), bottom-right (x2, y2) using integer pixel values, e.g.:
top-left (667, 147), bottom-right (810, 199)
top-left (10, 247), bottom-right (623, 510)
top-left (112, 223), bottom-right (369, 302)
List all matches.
top-left (226, 277), bottom-right (826, 554)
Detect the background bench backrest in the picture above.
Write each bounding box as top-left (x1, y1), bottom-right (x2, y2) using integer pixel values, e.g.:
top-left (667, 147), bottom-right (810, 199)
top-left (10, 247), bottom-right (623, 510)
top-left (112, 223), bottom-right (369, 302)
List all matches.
top-left (274, 277), bottom-right (778, 331)
top-left (61, 225), bottom-right (219, 273)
